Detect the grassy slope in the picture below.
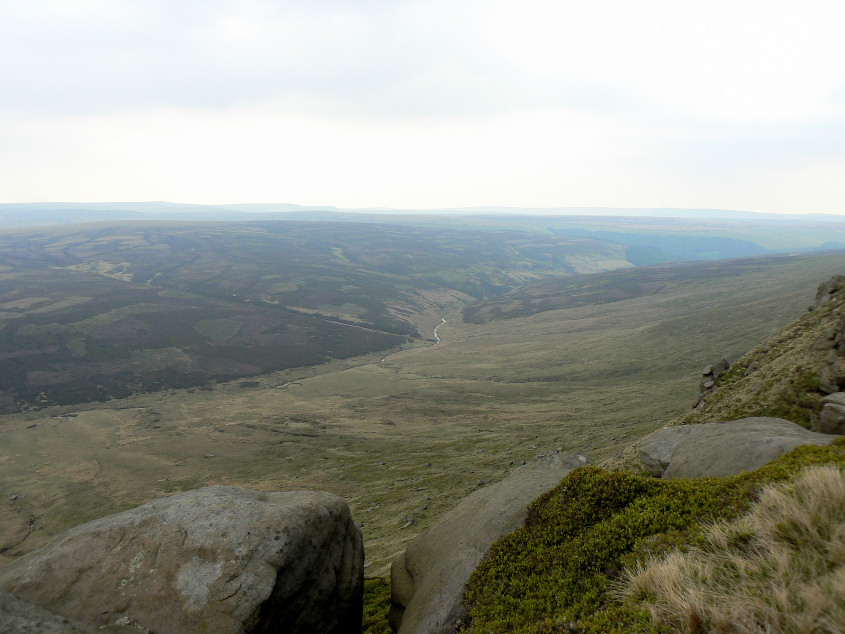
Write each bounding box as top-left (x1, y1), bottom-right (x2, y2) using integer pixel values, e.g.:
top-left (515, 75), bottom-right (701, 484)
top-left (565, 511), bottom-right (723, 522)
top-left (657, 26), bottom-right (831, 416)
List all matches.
top-left (458, 278), bottom-right (845, 632)
top-left (674, 287), bottom-right (844, 429)
top-left (5, 253), bottom-right (843, 576)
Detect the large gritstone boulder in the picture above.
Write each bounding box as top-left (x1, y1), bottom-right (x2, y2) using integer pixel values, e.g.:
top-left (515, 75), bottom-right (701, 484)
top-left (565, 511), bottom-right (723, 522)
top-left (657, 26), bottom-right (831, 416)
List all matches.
top-left (638, 417), bottom-right (838, 479)
top-left (390, 450), bottom-right (588, 633)
top-left (0, 487), bottom-right (363, 634)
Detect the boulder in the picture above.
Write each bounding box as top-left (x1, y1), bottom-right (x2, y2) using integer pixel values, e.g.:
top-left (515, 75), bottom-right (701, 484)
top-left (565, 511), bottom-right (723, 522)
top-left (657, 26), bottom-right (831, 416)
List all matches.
top-left (390, 451), bottom-right (588, 634)
top-left (819, 403), bottom-right (845, 435)
top-left (0, 487), bottom-right (363, 634)
top-left (639, 418), bottom-right (837, 479)
top-left (638, 424), bottom-right (703, 477)
top-left (818, 363), bottom-right (845, 394)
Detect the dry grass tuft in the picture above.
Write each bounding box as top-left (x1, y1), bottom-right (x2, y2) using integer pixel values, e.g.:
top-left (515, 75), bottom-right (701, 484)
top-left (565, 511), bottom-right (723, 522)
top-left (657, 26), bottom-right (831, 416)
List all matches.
top-left (619, 465), bottom-right (845, 633)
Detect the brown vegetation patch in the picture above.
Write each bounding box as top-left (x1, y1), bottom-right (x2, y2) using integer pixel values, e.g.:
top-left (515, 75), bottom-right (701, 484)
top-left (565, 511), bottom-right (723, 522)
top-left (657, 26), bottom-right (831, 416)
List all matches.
top-left (620, 465), bottom-right (845, 633)
top-left (36, 459), bottom-right (100, 483)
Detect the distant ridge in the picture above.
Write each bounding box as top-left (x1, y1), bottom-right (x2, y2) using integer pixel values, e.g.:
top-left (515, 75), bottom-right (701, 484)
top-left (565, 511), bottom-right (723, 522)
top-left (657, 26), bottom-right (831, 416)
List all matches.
top-left (1, 202), bottom-right (844, 229)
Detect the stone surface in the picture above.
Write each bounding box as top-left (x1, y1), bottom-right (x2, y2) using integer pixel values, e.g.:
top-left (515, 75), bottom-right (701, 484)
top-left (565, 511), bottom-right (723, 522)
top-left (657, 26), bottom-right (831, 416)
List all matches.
top-left (819, 364), bottom-right (841, 394)
top-left (813, 275), bottom-right (845, 308)
top-left (639, 418), bottom-right (838, 479)
top-left (821, 392), bottom-right (845, 408)
top-left (0, 487), bottom-right (363, 634)
top-left (388, 552), bottom-right (415, 631)
top-left (0, 591), bottom-right (99, 633)
top-left (638, 424), bottom-right (703, 477)
top-left (819, 403), bottom-right (845, 435)
top-left (699, 358), bottom-right (730, 393)
top-left (390, 451), bottom-right (588, 634)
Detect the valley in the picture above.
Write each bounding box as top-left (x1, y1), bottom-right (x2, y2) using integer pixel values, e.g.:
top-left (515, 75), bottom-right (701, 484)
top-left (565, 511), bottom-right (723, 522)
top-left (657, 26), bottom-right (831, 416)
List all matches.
top-left (3, 236), bottom-right (845, 575)
top-left (0, 220), bottom-right (629, 412)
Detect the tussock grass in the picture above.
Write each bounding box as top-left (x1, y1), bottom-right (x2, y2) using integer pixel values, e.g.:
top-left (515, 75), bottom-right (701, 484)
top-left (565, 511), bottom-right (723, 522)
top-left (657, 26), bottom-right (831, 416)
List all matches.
top-left (621, 465), bottom-right (845, 633)
top-left (460, 439), bottom-right (845, 633)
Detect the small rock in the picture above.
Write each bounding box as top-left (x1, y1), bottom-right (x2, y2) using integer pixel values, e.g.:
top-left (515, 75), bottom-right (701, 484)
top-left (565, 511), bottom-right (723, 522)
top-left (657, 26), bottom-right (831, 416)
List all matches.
top-left (401, 515), bottom-right (417, 528)
top-left (10, 494), bottom-right (18, 501)
top-left (203, 453), bottom-right (214, 458)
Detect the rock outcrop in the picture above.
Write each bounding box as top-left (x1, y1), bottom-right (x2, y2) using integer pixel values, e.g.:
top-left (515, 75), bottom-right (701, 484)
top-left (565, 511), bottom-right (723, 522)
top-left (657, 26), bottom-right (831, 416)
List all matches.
top-left (638, 417), bottom-right (838, 479)
top-left (699, 358), bottom-right (730, 393)
top-left (390, 450), bottom-right (588, 634)
top-left (810, 274), bottom-right (845, 310)
top-left (807, 275), bottom-right (845, 393)
top-left (819, 392), bottom-right (845, 434)
top-left (0, 487), bottom-right (363, 634)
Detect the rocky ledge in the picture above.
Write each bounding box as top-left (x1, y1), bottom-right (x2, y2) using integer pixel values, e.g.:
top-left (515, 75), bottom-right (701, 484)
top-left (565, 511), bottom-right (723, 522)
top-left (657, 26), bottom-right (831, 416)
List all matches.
top-left (638, 417), bottom-right (837, 479)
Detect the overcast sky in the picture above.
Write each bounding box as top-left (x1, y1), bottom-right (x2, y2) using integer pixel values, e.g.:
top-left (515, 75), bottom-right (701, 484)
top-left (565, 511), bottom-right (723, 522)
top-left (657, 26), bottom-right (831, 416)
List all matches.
top-left (1, 0), bottom-right (844, 213)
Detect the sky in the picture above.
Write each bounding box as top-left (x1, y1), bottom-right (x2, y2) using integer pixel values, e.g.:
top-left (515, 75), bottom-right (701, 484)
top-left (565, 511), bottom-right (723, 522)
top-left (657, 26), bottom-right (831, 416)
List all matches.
top-left (1, 0), bottom-right (844, 213)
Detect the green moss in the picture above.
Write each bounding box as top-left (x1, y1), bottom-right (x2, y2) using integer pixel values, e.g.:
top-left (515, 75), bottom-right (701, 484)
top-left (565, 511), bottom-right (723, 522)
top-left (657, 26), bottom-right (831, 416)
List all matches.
top-left (461, 439), bottom-right (845, 633)
top-left (363, 577), bottom-right (393, 634)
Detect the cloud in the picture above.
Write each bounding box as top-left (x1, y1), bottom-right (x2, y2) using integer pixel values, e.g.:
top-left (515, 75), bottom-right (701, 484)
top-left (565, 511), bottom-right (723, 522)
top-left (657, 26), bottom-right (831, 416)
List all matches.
top-left (8, 0), bottom-right (841, 122)
top-left (0, 0), bottom-right (494, 115)
top-left (1, 0), bottom-right (844, 211)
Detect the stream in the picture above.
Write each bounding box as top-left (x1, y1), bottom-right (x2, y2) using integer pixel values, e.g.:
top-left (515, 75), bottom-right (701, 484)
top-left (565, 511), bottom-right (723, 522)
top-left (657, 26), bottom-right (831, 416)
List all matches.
top-left (380, 317), bottom-right (445, 363)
